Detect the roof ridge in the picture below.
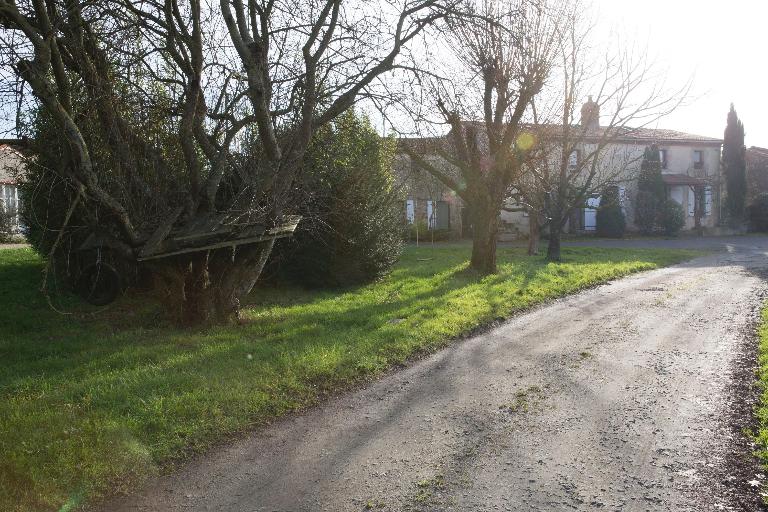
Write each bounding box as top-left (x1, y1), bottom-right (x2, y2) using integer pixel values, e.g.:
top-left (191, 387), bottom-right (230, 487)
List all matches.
top-left (402, 122), bottom-right (723, 144)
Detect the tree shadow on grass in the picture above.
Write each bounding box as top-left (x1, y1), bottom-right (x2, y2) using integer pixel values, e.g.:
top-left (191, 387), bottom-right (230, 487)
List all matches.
top-left (0, 245), bottom-right (676, 406)
top-left (0, 246), bottom-right (671, 384)
top-left (0, 245), bottom-right (696, 512)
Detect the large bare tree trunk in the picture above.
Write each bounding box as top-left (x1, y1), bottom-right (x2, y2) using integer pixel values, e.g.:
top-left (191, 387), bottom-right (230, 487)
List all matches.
top-left (546, 223), bottom-right (562, 262)
top-left (155, 240), bottom-right (276, 325)
top-left (214, 240), bottom-right (276, 317)
top-left (693, 186), bottom-right (703, 236)
top-left (470, 202), bottom-right (500, 274)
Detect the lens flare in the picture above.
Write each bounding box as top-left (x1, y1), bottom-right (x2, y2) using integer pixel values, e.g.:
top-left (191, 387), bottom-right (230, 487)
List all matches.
top-left (516, 132), bottom-right (536, 151)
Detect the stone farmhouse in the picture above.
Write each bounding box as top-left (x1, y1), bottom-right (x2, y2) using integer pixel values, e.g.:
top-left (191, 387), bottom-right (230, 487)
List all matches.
top-left (395, 99), bottom-right (724, 240)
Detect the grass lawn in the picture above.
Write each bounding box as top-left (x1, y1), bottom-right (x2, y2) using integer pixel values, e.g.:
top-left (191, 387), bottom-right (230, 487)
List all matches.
top-left (0, 244), bottom-right (700, 512)
top-left (755, 305), bottom-right (768, 484)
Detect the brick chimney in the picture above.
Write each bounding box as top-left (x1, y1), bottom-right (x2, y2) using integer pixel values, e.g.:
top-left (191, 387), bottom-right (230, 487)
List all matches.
top-left (580, 96), bottom-right (600, 130)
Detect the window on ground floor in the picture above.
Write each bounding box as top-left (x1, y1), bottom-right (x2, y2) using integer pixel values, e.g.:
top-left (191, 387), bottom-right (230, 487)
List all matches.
top-left (1, 184), bottom-right (18, 213)
top-left (0, 184), bottom-right (20, 230)
top-left (618, 186), bottom-right (627, 215)
top-left (568, 150), bottom-right (580, 171)
top-left (670, 186), bottom-right (684, 205)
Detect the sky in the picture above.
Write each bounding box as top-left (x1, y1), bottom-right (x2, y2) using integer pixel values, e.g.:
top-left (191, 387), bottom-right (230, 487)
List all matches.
top-left (1, 1), bottom-right (763, 146)
top-left (593, 0), bottom-right (768, 146)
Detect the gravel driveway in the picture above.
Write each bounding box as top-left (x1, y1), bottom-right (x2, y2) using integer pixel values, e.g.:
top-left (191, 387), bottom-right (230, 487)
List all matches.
top-left (100, 237), bottom-right (768, 512)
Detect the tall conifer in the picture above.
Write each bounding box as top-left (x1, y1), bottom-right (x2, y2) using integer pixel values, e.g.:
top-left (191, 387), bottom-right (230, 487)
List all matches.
top-left (723, 104), bottom-right (747, 222)
top-left (635, 144), bottom-right (665, 234)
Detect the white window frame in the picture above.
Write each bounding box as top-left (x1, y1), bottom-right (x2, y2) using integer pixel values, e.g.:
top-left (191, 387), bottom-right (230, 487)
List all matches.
top-left (1, 184), bottom-right (20, 230)
top-left (659, 149), bottom-right (668, 169)
top-left (568, 150), bottom-right (579, 171)
top-left (618, 186), bottom-right (627, 215)
top-left (405, 199), bottom-right (415, 224)
top-left (0, 184), bottom-right (15, 211)
top-left (704, 186), bottom-right (712, 217)
top-left (688, 188), bottom-right (695, 217)
top-left (670, 186), bottom-right (684, 206)
top-left (426, 200), bottom-right (435, 230)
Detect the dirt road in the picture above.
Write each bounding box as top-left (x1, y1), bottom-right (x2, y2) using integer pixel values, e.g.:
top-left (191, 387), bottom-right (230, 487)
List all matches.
top-left (102, 239), bottom-right (768, 511)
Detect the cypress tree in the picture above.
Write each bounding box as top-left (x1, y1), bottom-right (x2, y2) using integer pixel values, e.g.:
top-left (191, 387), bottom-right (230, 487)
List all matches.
top-left (635, 144), bottom-right (665, 234)
top-left (723, 104), bottom-right (747, 222)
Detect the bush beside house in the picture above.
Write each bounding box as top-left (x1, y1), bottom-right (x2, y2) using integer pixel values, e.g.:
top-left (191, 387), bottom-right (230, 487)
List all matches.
top-left (0, 203), bottom-right (14, 242)
top-left (659, 199), bottom-right (685, 236)
top-left (596, 186), bottom-right (626, 238)
top-left (268, 111), bottom-right (403, 288)
top-left (406, 220), bottom-right (451, 242)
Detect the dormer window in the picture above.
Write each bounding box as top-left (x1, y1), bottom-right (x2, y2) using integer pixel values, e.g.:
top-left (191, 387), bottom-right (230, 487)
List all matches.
top-left (568, 150), bottom-right (580, 171)
top-left (693, 150), bottom-right (703, 169)
top-left (658, 149), bottom-right (668, 169)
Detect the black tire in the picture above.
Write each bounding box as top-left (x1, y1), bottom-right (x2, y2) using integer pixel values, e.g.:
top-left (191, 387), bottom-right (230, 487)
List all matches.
top-left (75, 263), bottom-right (122, 306)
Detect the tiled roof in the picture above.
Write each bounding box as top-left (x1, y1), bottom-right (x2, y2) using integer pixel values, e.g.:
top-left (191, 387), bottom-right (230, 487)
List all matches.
top-left (611, 127), bottom-right (722, 144)
top-left (456, 121), bottom-right (721, 145)
top-left (397, 123), bottom-right (722, 154)
top-left (532, 124), bottom-right (723, 144)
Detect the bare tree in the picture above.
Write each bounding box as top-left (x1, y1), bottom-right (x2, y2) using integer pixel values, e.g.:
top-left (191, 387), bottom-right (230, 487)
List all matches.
top-left (403, 0), bottom-right (686, 265)
top-left (0, 0), bottom-right (450, 322)
top-left (521, 16), bottom-right (688, 261)
top-left (402, 0), bottom-right (563, 273)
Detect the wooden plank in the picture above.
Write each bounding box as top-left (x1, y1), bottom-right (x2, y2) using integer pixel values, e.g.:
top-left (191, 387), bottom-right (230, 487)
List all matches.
top-left (171, 217), bottom-right (232, 242)
top-left (138, 216), bottom-right (301, 262)
top-left (267, 215), bottom-right (301, 235)
top-left (139, 206), bottom-right (184, 258)
top-left (137, 231), bottom-right (291, 262)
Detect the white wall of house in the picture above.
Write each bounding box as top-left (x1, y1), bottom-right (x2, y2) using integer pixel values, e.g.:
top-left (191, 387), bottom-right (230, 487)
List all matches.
top-left (558, 141), bottom-right (722, 233)
top-left (658, 145), bottom-right (721, 230)
top-left (519, 139), bottom-right (722, 234)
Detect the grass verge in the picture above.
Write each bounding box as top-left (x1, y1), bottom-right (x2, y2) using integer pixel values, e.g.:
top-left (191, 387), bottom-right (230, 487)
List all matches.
top-left (0, 244), bottom-right (699, 511)
top-left (754, 305), bottom-right (768, 479)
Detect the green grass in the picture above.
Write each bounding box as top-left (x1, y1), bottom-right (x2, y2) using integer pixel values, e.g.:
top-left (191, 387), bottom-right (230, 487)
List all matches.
top-left (755, 305), bottom-right (768, 481)
top-left (0, 244), bottom-right (699, 511)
